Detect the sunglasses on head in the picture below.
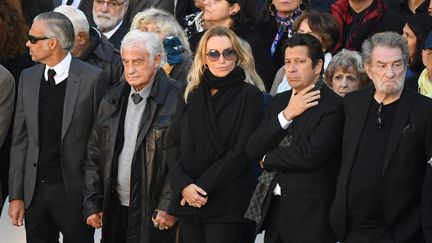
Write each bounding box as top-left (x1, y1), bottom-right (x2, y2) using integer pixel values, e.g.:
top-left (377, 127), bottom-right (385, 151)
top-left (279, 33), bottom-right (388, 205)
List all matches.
top-left (206, 48), bottom-right (237, 62)
top-left (28, 35), bottom-right (50, 44)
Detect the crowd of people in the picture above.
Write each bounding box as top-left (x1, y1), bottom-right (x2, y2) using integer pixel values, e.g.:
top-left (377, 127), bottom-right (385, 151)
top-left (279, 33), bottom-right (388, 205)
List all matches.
top-left (1, 0), bottom-right (432, 243)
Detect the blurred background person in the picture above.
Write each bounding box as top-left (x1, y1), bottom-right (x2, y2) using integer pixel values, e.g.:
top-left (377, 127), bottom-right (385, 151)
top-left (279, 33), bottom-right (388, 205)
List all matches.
top-left (419, 31), bottom-right (432, 97)
top-left (55, 5), bottom-right (123, 86)
top-left (92, 0), bottom-right (130, 49)
top-left (269, 10), bottom-right (339, 96)
top-left (190, 0), bottom-right (275, 90)
top-left (256, 0), bottom-right (308, 72)
top-left (325, 49), bottom-right (370, 97)
top-left (167, 26), bottom-right (264, 243)
top-left (387, 0), bottom-right (431, 19)
top-left (131, 8), bottom-right (193, 83)
top-left (402, 13), bottom-right (432, 89)
top-left (0, 0), bottom-right (34, 209)
top-left (182, 0), bottom-right (205, 39)
top-left (0, 65), bottom-right (15, 215)
top-left (331, 0), bottom-right (404, 52)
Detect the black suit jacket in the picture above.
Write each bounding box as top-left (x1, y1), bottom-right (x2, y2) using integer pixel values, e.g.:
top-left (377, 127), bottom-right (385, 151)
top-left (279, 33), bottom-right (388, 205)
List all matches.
top-left (108, 20), bottom-right (130, 50)
top-left (246, 84), bottom-right (343, 243)
top-left (330, 86), bottom-right (432, 243)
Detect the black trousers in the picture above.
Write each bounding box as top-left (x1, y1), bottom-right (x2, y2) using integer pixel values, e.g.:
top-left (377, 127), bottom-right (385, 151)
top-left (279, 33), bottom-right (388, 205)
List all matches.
top-left (178, 217), bottom-right (245, 243)
top-left (344, 225), bottom-right (393, 243)
top-left (25, 181), bottom-right (94, 243)
top-left (262, 196), bottom-right (283, 243)
top-left (104, 196), bottom-right (129, 243)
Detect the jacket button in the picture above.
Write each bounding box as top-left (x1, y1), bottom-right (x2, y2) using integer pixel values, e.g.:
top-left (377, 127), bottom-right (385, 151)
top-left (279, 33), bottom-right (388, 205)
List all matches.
top-left (33, 163), bottom-right (37, 167)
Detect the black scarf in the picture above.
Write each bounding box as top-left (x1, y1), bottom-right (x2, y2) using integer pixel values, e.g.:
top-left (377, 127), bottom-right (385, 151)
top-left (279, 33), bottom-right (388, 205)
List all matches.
top-left (203, 65), bottom-right (245, 90)
top-left (183, 66), bottom-right (246, 178)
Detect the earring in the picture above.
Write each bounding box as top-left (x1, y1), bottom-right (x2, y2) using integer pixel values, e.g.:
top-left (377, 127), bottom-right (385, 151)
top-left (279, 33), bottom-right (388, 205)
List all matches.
top-left (268, 3), bottom-right (276, 17)
top-left (299, 1), bottom-right (307, 13)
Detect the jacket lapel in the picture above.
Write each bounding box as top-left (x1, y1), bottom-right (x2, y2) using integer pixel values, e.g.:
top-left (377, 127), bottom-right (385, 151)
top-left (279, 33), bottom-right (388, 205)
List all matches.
top-left (61, 58), bottom-right (81, 141)
top-left (134, 69), bottom-right (167, 153)
top-left (381, 89), bottom-right (414, 175)
top-left (28, 65), bottom-right (44, 142)
top-left (341, 87), bottom-right (374, 186)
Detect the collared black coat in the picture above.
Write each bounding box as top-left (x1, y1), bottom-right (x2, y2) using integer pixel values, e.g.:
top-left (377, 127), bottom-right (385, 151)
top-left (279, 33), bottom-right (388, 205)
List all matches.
top-left (83, 69), bottom-right (183, 243)
top-left (330, 86), bottom-right (432, 243)
top-left (80, 27), bottom-right (123, 86)
top-left (246, 84), bottom-right (343, 243)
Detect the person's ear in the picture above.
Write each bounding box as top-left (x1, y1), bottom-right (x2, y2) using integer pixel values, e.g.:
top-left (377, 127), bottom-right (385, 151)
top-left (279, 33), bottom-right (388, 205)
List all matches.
top-left (313, 59), bottom-right (323, 75)
top-left (77, 31), bottom-right (87, 46)
top-left (229, 3), bottom-right (240, 16)
top-left (153, 54), bottom-right (161, 68)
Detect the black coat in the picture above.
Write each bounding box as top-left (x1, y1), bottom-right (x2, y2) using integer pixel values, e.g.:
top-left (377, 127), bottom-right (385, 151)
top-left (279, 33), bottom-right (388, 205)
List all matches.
top-left (80, 27), bottom-right (123, 86)
top-left (167, 83), bottom-right (264, 219)
top-left (84, 69), bottom-right (183, 243)
top-left (330, 86), bottom-right (432, 243)
top-left (246, 84), bottom-right (343, 243)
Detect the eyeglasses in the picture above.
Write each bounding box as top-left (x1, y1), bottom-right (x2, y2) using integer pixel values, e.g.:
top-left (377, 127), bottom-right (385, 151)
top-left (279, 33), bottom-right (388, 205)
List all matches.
top-left (28, 35), bottom-right (50, 44)
top-left (376, 102), bottom-right (383, 130)
top-left (206, 48), bottom-right (237, 62)
top-left (94, 0), bottom-right (127, 7)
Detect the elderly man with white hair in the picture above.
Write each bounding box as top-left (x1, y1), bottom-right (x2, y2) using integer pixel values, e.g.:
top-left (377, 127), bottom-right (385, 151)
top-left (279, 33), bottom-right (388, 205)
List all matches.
top-left (92, 0), bottom-right (130, 49)
top-left (55, 5), bottom-right (123, 85)
top-left (83, 30), bottom-right (182, 243)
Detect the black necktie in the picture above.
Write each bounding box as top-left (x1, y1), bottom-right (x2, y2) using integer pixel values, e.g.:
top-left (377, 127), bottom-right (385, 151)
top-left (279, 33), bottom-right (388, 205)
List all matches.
top-left (66, 0), bottom-right (74, 5)
top-left (131, 93), bottom-right (143, 104)
top-left (47, 69), bottom-right (56, 86)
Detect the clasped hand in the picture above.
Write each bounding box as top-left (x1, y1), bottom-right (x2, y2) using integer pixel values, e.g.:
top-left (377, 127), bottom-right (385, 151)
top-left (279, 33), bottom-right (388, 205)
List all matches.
top-left (180, 183), bottom-right (208, 208)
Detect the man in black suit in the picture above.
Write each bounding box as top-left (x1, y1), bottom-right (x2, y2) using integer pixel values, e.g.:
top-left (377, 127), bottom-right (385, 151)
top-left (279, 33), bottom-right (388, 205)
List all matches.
top-left (330, 31), bottom-right (432, 243)
top-left (8, 12), bottom-right (108, 242)
top-left (246, 34), bottom-right (343, 243)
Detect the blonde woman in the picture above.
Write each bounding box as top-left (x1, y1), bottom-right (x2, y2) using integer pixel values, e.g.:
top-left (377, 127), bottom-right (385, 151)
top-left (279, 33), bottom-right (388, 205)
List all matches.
top-left (167, 26), bottom-right (264, 243)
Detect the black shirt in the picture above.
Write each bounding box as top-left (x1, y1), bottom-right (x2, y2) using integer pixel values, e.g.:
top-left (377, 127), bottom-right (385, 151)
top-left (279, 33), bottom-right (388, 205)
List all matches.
top-left (348, 99), bottom-right (400, 230)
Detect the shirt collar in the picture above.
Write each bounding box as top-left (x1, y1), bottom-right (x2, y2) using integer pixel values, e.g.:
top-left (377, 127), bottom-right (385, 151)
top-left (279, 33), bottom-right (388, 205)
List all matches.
top-left (129, 81), bottom-right (154, 105)
top-left (44, 52), bottom-right (72, 84)
top-left (102, 20), bottom-right (123, 39)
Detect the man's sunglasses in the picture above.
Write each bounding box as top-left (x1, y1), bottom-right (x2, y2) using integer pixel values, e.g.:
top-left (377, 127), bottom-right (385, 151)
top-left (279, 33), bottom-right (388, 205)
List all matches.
top-left (28, 35), bottom-right (50, 44)
top-left (206, 48), bottom-right (237, 62)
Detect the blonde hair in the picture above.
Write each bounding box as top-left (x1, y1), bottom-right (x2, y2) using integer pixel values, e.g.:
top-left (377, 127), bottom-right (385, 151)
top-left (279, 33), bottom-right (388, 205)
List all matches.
top-left (130, 8), bottom-right (190, 52)
top-left (184, 26), bottom-right (265, 102)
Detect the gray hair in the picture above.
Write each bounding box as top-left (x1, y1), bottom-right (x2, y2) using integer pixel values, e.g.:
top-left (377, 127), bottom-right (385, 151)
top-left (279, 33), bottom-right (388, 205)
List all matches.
top-left (54, 5), bottom-right (89, 35)
top-left (130, 8), bottom-right (190, 51)
top-left (121, 30), bottom-right (167, 67)
top-left (34, 11), bottom-right (75, 51)
top-left (362, 31), bottom-right (409, 66)
top-left (325, 49), bottom-right (369, 87)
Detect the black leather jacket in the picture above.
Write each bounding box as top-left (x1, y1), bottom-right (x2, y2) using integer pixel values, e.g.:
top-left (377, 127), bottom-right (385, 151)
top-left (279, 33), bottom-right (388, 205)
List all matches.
top-left (83, 69), bottom-right (183, 243)
top-left (79, 27), bottom-right (123, 86)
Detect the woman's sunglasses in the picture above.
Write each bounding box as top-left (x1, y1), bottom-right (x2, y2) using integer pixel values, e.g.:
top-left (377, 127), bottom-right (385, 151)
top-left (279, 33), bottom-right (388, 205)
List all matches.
top-left (206, 48), bottom-right (237, 62)
top-left (28, 35), bottom-right (50, 44)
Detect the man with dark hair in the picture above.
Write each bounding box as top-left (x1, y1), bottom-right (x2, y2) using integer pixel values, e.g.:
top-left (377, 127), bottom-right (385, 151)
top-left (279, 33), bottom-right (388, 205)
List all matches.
top-left (330, 31), bottom-right (432, 242)
top-left (54, 5), bottom-right (123, 86)
top-left (245, 34), bottom-right (343, 243)
top-left (8, 11), bottom-right (108, 242)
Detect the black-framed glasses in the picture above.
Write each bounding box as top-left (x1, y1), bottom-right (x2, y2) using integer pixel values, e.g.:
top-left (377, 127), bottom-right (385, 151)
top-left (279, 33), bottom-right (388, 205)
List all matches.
top-left (28, 35), bottom-right (49, 44)
top-left (376, 102), bottom-right (383, 130)
top-left (206, 48), bottom-right (237, 62)
top-left (94, 0), bottom-right (127, 7)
